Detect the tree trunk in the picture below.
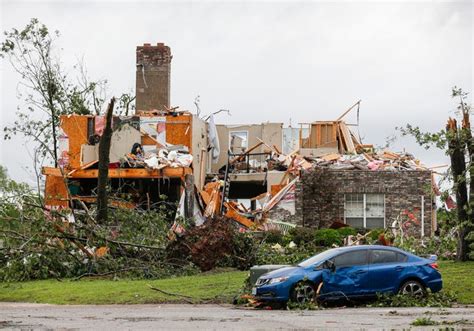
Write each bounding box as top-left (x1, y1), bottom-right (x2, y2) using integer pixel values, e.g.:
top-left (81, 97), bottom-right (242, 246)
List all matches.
top-left (96, 98), bottom-right (115, 223)
top-left (48, 86), bottom-right (58, 167)
top-left (446, 118), bottom-right (469, 261)
top-left (184, 174), bottom-right (195, 220)
top-left (461, 110), bottom-right (474, 260)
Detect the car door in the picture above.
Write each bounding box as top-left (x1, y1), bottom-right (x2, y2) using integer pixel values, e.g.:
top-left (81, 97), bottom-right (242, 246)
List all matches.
top-left (321, 249), bottom-right (369, 297)
top-left (368, 249), bottom-right (408, 294)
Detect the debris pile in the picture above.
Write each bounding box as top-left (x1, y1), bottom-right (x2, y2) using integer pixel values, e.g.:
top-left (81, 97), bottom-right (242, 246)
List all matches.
top-left (307, 150), bottom-right (428, 171)
top-left (190, 114), bottom-right (430, 233)
top-left (123, 143), bottom-right (193, 170)
top-left (167, 216), bottom-right (252, 271)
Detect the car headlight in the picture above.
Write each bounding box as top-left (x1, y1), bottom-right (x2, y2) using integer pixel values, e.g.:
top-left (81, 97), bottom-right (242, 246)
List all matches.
top-left (269, 276), bottom-right (289, 284)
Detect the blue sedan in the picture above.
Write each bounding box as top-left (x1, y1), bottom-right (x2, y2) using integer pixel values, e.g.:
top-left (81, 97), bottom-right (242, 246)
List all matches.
top-left (253, 245), bottom-right (442, 303)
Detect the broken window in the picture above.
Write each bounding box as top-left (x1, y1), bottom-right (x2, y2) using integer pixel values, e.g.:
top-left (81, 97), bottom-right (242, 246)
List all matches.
top-left (229, 131), bottom-right (248, 154)
top-left (344, 193), bottom-right (385, 229)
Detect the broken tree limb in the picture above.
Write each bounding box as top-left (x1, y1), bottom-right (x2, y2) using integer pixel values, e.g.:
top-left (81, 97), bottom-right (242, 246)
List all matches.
top-left (73, 267), bottom-right (149, 281)
top-left (96, 97), bottom-right (115, 223)
top-left (184, 174), bottom-right (194, 220)
top-left (148, 285), bottom-right (196, 304)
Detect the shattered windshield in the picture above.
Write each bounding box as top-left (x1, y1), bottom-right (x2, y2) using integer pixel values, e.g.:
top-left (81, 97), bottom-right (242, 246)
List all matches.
top-left (298, 248), bottom-right (340, 268)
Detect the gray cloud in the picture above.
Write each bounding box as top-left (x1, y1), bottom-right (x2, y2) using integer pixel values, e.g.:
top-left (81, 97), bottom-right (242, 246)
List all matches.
top-left (0, 0), bottom-right (472, 183)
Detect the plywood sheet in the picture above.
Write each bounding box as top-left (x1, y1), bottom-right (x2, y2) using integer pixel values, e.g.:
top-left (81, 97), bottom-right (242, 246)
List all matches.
top-left (166, 115), bottom-right (192, 150)
top-left (339, 122), bottom-right (356, 153)
top-left (44, 175), bottom-right (68, 207)
top-left (60, 115), bottom-right (91, 169)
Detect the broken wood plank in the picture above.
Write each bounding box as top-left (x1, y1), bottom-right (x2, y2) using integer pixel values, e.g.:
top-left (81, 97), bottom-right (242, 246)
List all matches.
top-left (73, 167), bottom-right (192, 178)
top-left (225, 205), bottom-right (254, 228)
top-left (339, 122), bottom-right (356, 153)
top-left (321, 153), bottom-right (341, 162)
top-left (230, 141), bottom-right (264, 164)
top-left (336, 100), bottom-right (361, 121)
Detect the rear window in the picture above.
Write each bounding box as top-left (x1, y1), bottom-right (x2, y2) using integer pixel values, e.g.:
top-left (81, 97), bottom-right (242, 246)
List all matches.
top-left (333, 250), bottom-right (368, 267)
top-left (370, 250), bottom-right (407, 264)
top-left (397, 252), bottom-right (408, 262)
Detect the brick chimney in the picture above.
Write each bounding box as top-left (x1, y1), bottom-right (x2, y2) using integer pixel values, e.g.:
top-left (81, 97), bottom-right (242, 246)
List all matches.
top-left (135, 42), bottom-right (172, 112)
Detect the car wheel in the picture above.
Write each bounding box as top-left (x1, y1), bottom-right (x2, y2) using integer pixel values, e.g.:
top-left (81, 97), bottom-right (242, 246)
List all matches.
top-left (399, 280), bottom-right (426, 297)
top-left (291, 282), bottom-right (316, 304)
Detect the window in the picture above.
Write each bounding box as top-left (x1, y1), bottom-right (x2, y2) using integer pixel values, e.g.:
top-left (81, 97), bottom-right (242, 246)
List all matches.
top-left (229, 131), bottom-right (248, 154)
top-left (397, 253), bottom-right (408, 262)
top-left (333, 250), bottom-right (368, 267)
top-left (344, 194), bottom-right (385, 229)
top-left (370, 250), bottom-right (407, 264)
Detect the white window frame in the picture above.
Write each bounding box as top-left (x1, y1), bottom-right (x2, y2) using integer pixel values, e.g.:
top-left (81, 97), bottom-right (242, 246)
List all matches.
top-left (228, 130), bottom-right (249, 153)
top-left (344, 193), bottom-right (385, 228)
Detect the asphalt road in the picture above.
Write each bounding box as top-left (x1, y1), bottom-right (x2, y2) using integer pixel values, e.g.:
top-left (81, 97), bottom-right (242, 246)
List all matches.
top-left (0, 303), bottom-right (473, 330)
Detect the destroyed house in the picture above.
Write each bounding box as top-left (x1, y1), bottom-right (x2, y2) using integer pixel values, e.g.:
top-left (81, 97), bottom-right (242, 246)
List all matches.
top-left (210, 109), bottom-right (437, 237)
top-left (291, 119), bottom-right (436, 237)
top-left (41, 42), bottom-right (436, 238)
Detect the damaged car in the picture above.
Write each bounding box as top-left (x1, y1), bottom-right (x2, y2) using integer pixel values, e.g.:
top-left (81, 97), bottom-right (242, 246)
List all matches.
top-left (252, 245), bottom-right (442, 304)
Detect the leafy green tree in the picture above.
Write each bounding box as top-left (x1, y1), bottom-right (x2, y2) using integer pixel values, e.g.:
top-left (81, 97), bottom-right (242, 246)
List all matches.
top-left (400, 87), bottom-right (474, 261)
top-left (1, 18), bottom-right (107, 166)
top-left (0, 165), bottom-right (33, 222)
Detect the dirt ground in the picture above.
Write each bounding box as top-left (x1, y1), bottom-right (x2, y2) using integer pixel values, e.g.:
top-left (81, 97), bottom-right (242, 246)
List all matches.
top-left (0, 303), bottom-right (473, 330)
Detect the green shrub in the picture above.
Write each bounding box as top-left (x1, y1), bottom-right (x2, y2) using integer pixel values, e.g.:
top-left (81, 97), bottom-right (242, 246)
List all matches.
top-left (393, 235), bottom-right (457, 259)
top-left (367, 228), bottom-right (385, 243)
top-left (314, 229), bottom-right (342, 247)
top-left (264, 229), bottom-right (284, 244)
top-left (288, 227), bottom-right (315, 245)
top-left (254, 242), bottom-right (323, 265)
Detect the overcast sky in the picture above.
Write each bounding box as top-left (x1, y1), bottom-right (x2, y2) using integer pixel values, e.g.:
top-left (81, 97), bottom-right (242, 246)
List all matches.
top-left (0, 0), bottom-right (472, 184)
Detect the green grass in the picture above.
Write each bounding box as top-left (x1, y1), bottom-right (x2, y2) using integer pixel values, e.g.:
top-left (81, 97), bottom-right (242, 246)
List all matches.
top-left (0, 261), bottom-right (472, 305)
top-left (0, 270), bottom-right (248, 305)
top-left (438, 260), bottom-right (474, 304)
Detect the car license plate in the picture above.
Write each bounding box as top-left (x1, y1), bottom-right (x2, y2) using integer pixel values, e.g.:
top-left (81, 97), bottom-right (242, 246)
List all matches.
top-left (252, 287), bottom-right (257, 295)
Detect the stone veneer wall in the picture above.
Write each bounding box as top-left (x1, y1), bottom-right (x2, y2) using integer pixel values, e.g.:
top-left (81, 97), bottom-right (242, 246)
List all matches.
top-left (293, 169), bottom-right (434, 237)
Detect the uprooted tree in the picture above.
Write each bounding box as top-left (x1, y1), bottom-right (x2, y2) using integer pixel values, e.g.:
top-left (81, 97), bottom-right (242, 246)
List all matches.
top-left (401, 87), bottom-right (474, 261)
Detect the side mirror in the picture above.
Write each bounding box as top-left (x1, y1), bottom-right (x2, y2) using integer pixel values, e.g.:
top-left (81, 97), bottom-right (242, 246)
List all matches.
top-left (326, 260), bottom-right (336, 272)
top-left (316, 260), bottom-right (336, 272)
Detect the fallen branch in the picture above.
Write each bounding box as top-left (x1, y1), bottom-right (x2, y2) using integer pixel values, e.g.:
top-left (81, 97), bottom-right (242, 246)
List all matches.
top-left (73, 267), bottom-right (149, 281)
top-left (147, 284), bottom-right (196, 304)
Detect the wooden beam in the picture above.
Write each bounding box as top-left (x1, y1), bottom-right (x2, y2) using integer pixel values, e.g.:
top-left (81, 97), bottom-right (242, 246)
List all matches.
top-left (230, 141), bottom-right (264, 164)
top-left (42, 167), bottom-right (63, 176)
top-left (336, 100), bottom-right (361, 121)
top-left (225, 207), bottom-right (255, 228)
top-left (42, 166), bottom-right (192, 178)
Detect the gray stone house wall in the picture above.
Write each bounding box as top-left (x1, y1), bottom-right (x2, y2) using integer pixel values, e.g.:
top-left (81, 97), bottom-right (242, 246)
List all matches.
top-left (293, 169), bottom-right (434, 237)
